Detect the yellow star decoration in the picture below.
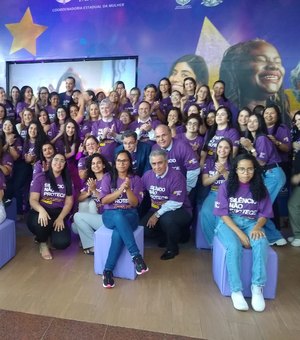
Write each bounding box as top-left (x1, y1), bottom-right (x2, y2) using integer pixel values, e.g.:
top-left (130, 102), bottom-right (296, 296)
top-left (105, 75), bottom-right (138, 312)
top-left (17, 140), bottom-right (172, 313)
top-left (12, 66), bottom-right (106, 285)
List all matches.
top-left (5, 7), bottom-right (47, 55)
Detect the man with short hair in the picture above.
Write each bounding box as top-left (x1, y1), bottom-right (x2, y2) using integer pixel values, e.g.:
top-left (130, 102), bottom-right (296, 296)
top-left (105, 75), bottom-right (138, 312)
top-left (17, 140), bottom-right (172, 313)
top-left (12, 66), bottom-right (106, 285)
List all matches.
top-left (115, 130), bottom-right (151, 177)
top-left (152, 124), bottom-right (200, 193)
top-left (129, 101), bottom-right (160, 145)
top-left (59, 76), bottom-right (76, 107)
top-left (141, 149), bottom-right (192, 260)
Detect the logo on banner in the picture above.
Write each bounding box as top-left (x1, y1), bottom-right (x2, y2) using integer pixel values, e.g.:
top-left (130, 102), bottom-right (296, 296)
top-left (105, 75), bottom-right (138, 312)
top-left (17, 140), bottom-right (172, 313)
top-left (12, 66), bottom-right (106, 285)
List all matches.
top-left (176, 0), bottom-right (191, 5)
top-left (56, 0), bottom-right (72, 4)
top-left (201, 0), bottom-right (223, 7)
top-left (175, 0), bottom-right (192, 9)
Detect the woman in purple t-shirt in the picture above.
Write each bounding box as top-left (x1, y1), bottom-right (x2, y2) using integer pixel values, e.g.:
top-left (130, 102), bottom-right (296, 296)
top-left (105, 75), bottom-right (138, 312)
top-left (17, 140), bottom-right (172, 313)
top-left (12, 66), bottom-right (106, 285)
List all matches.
top-left (200, 138), bottom-right (232, 246)
top-left (240, 113), bottom-right (287, 245)
top-left (27, 153), bottom-right (73, 260)
top-left (214, 154), bottom-right (272, 312)
top-left (98, 150), bottom-right (148, 288)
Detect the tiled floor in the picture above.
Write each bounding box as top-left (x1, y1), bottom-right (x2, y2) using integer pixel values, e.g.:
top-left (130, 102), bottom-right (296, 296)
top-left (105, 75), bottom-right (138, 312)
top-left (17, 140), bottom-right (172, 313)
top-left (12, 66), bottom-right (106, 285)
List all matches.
top-left (0, 309), bottom-right (201, 340)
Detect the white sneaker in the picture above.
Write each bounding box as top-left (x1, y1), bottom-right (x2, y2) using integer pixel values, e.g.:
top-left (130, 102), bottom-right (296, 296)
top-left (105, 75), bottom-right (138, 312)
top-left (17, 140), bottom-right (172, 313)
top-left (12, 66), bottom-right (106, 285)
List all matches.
top-left (251, 285), bottom-right (265, 312)
top-left (287, 237), bottom-right (295, 243)
top-left (291, 238), bottom-right (300, 247)
top-left (269, 238), bottom-right (287, 246)
top-left (231, 291), bottom-right (249, 311)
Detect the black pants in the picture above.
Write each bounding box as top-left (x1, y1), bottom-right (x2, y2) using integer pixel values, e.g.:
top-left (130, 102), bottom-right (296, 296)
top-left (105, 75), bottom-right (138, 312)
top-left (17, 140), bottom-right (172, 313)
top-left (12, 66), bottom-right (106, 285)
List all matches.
top-left (141, 208), bottom-right (192, 252)
top-left (27, 207), bottom-right (71, 249)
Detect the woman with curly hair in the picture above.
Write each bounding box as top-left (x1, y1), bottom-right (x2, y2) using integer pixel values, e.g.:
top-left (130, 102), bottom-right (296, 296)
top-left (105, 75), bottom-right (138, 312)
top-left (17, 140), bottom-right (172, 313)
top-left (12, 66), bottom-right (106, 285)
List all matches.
top-left (214, 154), bottom-right (272, 312)
top-left (219, 39), bottom-right (290, 125)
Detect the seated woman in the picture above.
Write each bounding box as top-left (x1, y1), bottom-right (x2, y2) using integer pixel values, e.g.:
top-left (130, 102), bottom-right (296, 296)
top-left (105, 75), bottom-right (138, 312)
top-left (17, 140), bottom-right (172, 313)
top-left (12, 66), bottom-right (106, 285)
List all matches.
top-left (214, 154), bottom-right (272, 312)
top-left (200, 138), bottom-right (232, 246)
top-left (98, 150), bottom-right (148, 288)
top-left (27, 153), bottom-right (73, 260)
top-left (72, 153), bottom-right (111, 254)
top-left (240, 113), bottom-right (287, 245)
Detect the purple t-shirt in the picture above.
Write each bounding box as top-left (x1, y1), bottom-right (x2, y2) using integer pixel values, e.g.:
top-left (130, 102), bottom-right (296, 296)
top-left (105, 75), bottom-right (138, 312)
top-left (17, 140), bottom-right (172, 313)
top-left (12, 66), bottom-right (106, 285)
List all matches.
top-left (176, 132), bottom-right (203, 157)
top-left (120, 101), bottom-right (140, 116)
top-left (159, 97), bottom-right (172, 116)
top-left (45, 105), bottom-right (57, 122)
top-left (30, 172), bottom-right (69, 209)
top-left (16, 102), bottom-right (29, 118)
top-left (205, 127), bottom-right (240, 158)
top-left (22, 140), bottom-right (36, 159)
top-left (214, 182), bottom-right (273, 219)
top-left (129, 118), bottom-right (161, 143)
top-left (99, 173), bottom-right (143, 210)
top-left (267, 124), bottom-right (292, 162)
top-left (202, 158), bottom-right (229, 191)
top-left (81, 120), bottom-right (93, 139)
top-left (142, 167), bottom-right (192, 214)
top-left (254, 135), bottom-right (281, 165)
top-left (152, 138), bottom-right (200, 176)
top-left (91, 118), bottom-right (122, 162)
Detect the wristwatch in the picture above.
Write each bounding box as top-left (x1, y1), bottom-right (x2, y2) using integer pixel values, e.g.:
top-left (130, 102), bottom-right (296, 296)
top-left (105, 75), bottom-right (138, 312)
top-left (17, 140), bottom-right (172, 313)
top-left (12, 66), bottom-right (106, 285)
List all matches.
top-left (250, 148), bottom-right (256, 153)
top-left (154, 212), bottom-right (160, 219)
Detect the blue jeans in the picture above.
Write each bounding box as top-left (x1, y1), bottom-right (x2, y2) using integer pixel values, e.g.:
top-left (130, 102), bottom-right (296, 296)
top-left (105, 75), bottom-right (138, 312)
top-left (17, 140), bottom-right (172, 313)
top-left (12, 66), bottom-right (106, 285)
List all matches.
top-left (263, 167), bottom-right (286, 242)
top-left (200, 190), bottom-right (219, 246)
top-left (103, 209), bottom-right (140, 271)
top-left (215, 215), bottom-right (268, 292)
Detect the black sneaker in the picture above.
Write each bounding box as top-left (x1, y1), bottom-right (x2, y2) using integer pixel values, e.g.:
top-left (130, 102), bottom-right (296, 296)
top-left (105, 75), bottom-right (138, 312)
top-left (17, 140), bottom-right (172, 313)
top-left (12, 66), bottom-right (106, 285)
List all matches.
top-left (133, 255), bottom-right (149, 275)
top-left (102, 270), bottom-right (115, 288)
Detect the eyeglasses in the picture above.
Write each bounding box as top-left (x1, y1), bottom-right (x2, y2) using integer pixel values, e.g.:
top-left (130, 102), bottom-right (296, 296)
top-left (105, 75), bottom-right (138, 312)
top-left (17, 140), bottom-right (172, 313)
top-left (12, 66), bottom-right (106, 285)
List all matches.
top-left (53, 158), bottom-right (66, 164)
top-left (236, 167), bottom-right (255, 174)
top-left (116, 159), bottom-right (130, 163)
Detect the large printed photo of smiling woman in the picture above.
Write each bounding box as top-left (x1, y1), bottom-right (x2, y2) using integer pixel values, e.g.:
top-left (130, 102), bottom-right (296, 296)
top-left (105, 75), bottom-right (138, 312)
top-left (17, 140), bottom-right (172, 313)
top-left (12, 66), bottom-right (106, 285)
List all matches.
top-left (220, 39), bottom-right (291, 125)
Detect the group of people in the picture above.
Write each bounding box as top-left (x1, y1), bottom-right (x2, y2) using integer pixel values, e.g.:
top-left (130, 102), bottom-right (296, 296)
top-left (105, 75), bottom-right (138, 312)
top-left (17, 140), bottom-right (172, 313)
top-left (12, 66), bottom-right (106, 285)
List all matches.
top-left (0, 69), bottom-right (299, 312)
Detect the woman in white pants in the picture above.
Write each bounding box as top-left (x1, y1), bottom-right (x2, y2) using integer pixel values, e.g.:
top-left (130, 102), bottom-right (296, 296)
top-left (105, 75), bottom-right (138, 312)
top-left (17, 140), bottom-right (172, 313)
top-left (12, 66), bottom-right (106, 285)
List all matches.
top-left (72, 153), bottom-right (111, 255)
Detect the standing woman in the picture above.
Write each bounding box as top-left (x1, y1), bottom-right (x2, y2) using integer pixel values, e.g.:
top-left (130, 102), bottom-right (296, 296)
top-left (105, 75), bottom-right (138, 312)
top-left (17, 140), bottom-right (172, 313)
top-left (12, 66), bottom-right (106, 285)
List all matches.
top-left (143, 84), bottom-right (165, 122)
top-left (176, 114), bottom-right (204, 158)
top-left (80, 101), bottom-right (101, 140)
top-left (200, 138), bottom-right (232, 246)
top-left (214, 154), bottom-right (272, 312)
top-left (98, 150), bottom-right (148, 288)
top-left (0, 104), bottom-right (7, 133)
top-left (27, 153), bottom-right (73, 260)
top-left (181, 77), bottom-right (197, 114)
top-left (170, 90), bottom-right (182, 110)
top-left (201, 106), bottom-right (240, 165)
top-left (240, 113), bottom-right (287, 245)
top-left (291, 111), bottom-right (300, 156)
top-left (166, 107), bottom-right (185, 137)
top-left (9, 86), bottom-right (20, 112)
top-left (16, 86), bottom-right (36, 118)
top-left (72, 153), bottom-right (111, 254)
top-left (49, 106), bottom-right (69, 152)
top-left (62, 118), bottom-right (81, 201)
top-left (0, 87), bottom-right (15, 121)
top-left (237, 107), bottom-right (251, 154)
top-left (91, 98), bottom-right (123, 163)
top-left (45, 92), bottom-right (60, 122)
top-left (36, 87), bottom-right (50, 112)
top-left (37, 109), bottom-right (51, 136)
top-left (157, 77), bottom-right (172, 116)
top-left (16, 108), bottom-right (35, 140)
top-left (2, 118), bottom-right (23, 215)
top-left (195, 85), bottom-right (214, 117)
top-left (263, 104), bottom-right (292, 175)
